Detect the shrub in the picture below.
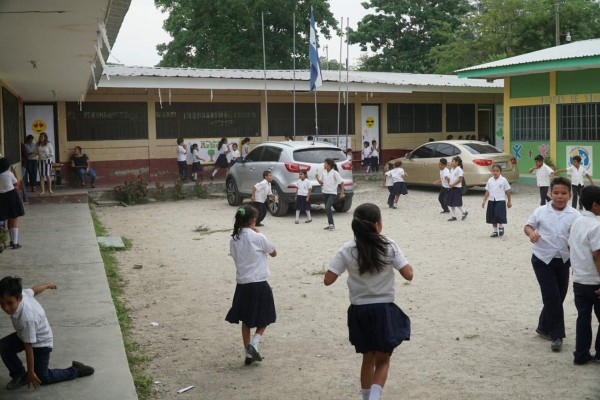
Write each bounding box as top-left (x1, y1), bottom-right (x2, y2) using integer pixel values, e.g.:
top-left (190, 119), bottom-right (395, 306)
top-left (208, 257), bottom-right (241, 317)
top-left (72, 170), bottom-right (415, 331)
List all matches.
top-left (173, 175), bottom-right (187, 200)
top-left (154, 182), bottom-right (166, 201)
top-left (193, 181), bottom-right (210, 199)
top-left (114, 174), bottom-right (148, 205)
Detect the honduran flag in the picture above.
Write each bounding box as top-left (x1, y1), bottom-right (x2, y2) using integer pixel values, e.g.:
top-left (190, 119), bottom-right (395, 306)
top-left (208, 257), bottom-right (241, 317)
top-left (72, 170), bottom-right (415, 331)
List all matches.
top-left (309, 9), bottom-right (323, 91)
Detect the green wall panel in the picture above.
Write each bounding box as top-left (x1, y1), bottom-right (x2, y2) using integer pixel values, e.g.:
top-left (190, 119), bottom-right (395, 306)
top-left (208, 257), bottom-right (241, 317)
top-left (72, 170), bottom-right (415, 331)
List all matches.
top-left (510, 73), bottom-right (549, 98)
top-left (556, 69), bottom-right (600, 95)
top-left (510, 141), bottom-right (551, 176)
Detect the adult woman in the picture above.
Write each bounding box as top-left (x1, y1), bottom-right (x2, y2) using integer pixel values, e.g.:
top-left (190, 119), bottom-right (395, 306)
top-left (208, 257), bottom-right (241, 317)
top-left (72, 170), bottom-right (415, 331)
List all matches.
top-left (35, 132), bottom-right (54, 195)
top-left (23, 135), bottom-right (37, 192)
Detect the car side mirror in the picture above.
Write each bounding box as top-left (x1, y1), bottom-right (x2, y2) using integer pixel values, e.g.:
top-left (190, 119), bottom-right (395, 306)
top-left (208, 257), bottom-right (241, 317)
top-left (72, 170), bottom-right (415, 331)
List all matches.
top-left (236, 157), bottom-right (244, 163)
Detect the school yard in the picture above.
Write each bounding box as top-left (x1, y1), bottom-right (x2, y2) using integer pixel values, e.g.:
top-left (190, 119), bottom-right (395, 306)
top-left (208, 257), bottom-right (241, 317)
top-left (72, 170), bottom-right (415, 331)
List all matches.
top-left (95, 181), bottom-right (599, 400)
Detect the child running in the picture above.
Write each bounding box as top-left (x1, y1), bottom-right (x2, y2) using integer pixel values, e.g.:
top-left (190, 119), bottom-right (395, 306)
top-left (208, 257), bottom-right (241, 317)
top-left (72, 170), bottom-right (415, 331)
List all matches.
top-left (482, 164), bottom-right (512, 237)
top-left (362, 141), bottom-right (372, 173)
top-left (190, 143), bottom-right (205, 181)
top-left (294, 169), bottom-right (312, 224)
top-left (433, 158), bottom-right (450, 214)
top-left (384, 160), bottom-right (408, 209)
top-left (529, 155), bottom-right (555, 206)
top-left (324, 203), bottom-right (414, 400)
top-left (252, 171), bottom-right (273, 227)
top-left (0, 158), bottom-right (24, 249)
top-left (445, 156), bottom-right (468, 221)
top-left (225, 205), bottom-right (277, 366)
top-left (370, 140), bottom-right (380, 173)
top-left (315, 158), bottom-right (345, 230)
top-left (555, 155), bottom-right (594, 209)
top-left (383, 162), bottom-right (394, 208)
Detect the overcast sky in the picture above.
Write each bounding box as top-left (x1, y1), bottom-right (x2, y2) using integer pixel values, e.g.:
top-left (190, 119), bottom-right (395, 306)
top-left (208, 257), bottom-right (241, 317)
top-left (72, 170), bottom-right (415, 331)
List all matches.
top-left (109, 0), bottom-right (369, 67)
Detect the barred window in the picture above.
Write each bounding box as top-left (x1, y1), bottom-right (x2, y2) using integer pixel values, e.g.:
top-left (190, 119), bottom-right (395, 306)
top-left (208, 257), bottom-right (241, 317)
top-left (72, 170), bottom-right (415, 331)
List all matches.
top-left (510, 105), bottom-right (550, 141)
top-left (67, 102), bottom-right (148, 141)
top-left (558, 103), bottom-right (600, 141)
top-left (446, 104), bottom-right (475, 132)
top-left (156, 103), bottom-right (260, 139)
top-left (387, 104), bottom-right (442, 133)
top-left (268, 103), bottom-right (354, 137)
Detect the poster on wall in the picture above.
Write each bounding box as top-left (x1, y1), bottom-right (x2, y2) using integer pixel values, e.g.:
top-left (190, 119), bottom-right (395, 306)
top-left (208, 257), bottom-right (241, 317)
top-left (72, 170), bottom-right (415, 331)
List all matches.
top-left (183, 138), bottom-right (241, 165)
top-left (24, 105), bottom-right (56, 148)
top-left (566, 145), bottom-right (593, 172)
top-left (494, 104), bottom-right (504, 151)
top-left (361, 105), bottom-right (380, 158)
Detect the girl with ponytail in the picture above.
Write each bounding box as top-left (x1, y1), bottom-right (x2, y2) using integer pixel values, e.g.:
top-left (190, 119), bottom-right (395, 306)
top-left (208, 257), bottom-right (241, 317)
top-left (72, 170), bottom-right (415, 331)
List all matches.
top-left (324, 203), bottom-right (414, 400)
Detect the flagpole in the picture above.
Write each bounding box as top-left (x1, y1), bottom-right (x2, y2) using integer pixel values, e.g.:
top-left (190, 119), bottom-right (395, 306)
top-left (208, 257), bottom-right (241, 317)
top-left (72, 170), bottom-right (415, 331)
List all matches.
top-left (293, 12), bottom-right (296, 140)
top-left (262, 12), bottom-right (269, 139)
top-left (336, 17), bottom-right (343, 141)
top-left (345, 17), bottom-right (350, 151)
top-left (309, 8), bottom-right (322, 141)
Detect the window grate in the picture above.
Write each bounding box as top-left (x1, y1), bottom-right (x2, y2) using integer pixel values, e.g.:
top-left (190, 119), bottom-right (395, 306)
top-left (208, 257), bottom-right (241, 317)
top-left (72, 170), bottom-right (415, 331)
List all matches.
top-left (510, 105), bottom-right (550, 141)
top-left (558, 103), bottom-right (600, 141)
top-left (388, 103), bottom-right (442, 133)
top-left (67, 102), bottom-right (148, 141)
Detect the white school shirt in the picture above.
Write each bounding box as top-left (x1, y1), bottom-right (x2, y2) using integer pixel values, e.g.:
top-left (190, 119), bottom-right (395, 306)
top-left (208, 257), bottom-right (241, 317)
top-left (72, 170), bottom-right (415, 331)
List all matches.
top-left (388, 167), bottom-right (406, 183)
top-left (230, 228), bottom-right (276, 284)
top-left (526, 202), bottom-right (580, 264)
top-left (36, 143), bottom-right (54, 161)
top-left (0, 170), bottom-right (17, 193)
top-left (371, 145), bottom-right (379, 157)
top-left (384, 170), bottom-right (393, 187)
top-left (295, 178), bottom-right (312, 196)
top-left (485, 175), bottom-right (510, 201)
top-left (534, 164), bottom-right (554, 187)
top-left (218, 144), bottom-right (228, 155)
top-left (328, 237), bottom-right (409, 305)
top-left (254, 179), bottom-right (272, 203)
top-left (242, 143), bottom-right (251, 158)
top-left (449, 166), bottom-right (463, 188)
top-left (176, 145), bottom-right (187, 162)
top-left (229, 149), bottom-right (240, 160)
top-left (566, 165), bottom-right (589, 186)
top-left (569, 210), bottom-right (600, 285)
top-left (193, 149), bottom-right (202, 162)
top-left (439, 167), bottom-right (450, 188)
top-left (319, 169), bottom-right (344, 194)
top-left (362, 146), bottom-right (371, 160)
top-left (11, 289), bottom-right (53, 348)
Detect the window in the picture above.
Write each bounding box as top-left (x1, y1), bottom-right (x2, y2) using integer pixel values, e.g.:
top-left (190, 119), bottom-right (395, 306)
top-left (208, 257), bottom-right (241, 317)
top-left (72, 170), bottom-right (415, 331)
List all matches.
top-left (2, 88), bottom-right (20, 163)
top-left (461, 143), bottom-right (501, 155)
top-left (293, 148), bottom-right (347, 163)
top-left (409, 144), bottom-right (437, 159)
top-left (244, 147), bottom-right (263, 162)
top-left (260, 146), bottom-right (282, 162)
top-left (268, 103), bottom-right (354, 136)
top-left (558, 103), bottom-right (600, 141)
top-left (156, 103), bottom-right (260, 139)
top-left (388, 104), bottom-right (442, 133)
top-left (434, 143), bottom-right (460, 157)
top-left (67, 102), bottom-right (148, 141)
top-left (446, 104), bottom-right (475, 132)
top-left (510, 105), bottom-right (550, 141)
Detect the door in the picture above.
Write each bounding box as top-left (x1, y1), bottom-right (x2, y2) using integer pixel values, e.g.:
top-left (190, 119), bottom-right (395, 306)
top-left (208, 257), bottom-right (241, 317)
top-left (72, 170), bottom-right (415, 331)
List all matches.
top-left (361, 105), bottom-right (380, 156)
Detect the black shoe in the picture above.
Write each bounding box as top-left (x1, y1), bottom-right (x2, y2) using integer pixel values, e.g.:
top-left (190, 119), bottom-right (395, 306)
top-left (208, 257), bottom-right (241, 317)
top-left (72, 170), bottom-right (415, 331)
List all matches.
top-left (573, 354), bottom-right (596, 365)
top-left (499, 227), bottom-right (505, 236)
top-left (461, 211), bottom-right (469, 221)
top-left (246, 344), bottom-right (262, 362)
top-left (5, 375), bottom-right (27, 390)
top-left (256, 223), bottom-right (264, 227)
top-left (535, 328), bottom-right (551, 341)
top-left (490, 232), bottom-right (499, 238)
top-left (440, 210), bottom-right (450, 213)
top-left (10, 243), bottom-right (21, 250)
top-left (244, 356), bottom-right (253, 366)
top-left (72, 361), bottom-right (95, 377)
top-left (551, 338), bottom-right (562, 352)
top-left (448, 217), bottom-right (457, 221)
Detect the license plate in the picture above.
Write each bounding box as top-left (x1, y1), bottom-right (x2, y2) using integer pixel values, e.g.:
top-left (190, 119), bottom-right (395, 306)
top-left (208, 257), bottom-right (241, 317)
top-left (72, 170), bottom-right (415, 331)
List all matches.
top-left (497, 162), bottom-right (506, 169)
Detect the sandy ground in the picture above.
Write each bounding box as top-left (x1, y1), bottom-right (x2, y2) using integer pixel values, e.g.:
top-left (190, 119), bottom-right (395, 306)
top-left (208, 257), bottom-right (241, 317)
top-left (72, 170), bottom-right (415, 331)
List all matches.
top-left (95, 181), bottom-right (600, 400)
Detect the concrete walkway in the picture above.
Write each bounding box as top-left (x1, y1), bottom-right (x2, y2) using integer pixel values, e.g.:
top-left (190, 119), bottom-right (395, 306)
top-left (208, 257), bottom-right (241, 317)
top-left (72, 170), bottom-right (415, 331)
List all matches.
top-left (0, 203), bottom-right (137, 399)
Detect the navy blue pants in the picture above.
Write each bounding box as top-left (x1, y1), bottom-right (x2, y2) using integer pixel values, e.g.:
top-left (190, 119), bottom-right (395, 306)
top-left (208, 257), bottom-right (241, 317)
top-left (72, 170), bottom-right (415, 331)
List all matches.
top-left (531, 255), bottom-right (570, 340)
top-left (573, 282), bottom-right (600, 362)
top-left (539, 186), bottom-right (550, 206)
top-left (0, 332), bottom-right (78, 384)
top-left (387, 186), bottom-right (394, 207)
top-left (177, 161), bottom-right (187, 179)
top-left (438, 187), bottom-right (449, 212)
top-left (254, 201), bottom-right (267, 225)
top-left (324, 194), bottom-right (337, 226)
top-left (572, 184), bottom-right (583, 209)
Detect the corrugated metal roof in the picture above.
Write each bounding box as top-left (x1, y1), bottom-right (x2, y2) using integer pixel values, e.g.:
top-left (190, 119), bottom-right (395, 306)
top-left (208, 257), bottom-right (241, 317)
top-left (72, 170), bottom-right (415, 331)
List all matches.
top-left (457, 38), bottom-right (600, 72)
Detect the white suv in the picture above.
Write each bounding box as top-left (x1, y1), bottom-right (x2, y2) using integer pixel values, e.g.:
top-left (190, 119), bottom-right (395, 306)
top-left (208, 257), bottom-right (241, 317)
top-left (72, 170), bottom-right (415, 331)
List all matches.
top-left (226, 141), bottom-right (354, 216)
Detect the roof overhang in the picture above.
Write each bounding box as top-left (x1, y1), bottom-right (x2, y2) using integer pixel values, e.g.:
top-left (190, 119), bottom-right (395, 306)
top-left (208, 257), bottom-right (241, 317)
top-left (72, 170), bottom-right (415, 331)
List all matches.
top-left (457, 56), bottom-right (600, 79)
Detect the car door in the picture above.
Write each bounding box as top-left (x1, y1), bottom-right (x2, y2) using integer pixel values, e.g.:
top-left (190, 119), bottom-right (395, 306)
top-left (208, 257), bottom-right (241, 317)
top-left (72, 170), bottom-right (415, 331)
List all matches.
top-left (432, 143), bottom-right (461, 182)
top-left (240, 145), bottom-right (282, 193)
top-left (403, 143), bottom-right (438, 185)
top-left (236, 146), bottom-right (264, 194)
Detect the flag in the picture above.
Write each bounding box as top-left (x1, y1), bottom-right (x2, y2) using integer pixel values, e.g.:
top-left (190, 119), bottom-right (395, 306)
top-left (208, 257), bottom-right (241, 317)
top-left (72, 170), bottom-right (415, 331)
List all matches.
top-left (309, 9), bottom-right (322, 91)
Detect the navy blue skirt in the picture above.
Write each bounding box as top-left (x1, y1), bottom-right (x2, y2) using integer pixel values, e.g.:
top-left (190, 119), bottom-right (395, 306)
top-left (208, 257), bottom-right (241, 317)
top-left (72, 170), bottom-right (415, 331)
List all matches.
top-left (446, 187), bottom-right (463, 207)
top-left (0, 189), bottom-right (25, 220)
top-left (225, 281), bottom-right (276, 328)
top-left (486, 200), bottom-right (507, 224)
top-left (295, 195), bottom-right (310, 211)
top-left (348, 303), bottom-right (410, 354)
top-left (392, 182), bottom-right (408, 196)
top-left (215, 154), bottom-right (229, 168)
top-left (192, 162), bottom-right (202, 172)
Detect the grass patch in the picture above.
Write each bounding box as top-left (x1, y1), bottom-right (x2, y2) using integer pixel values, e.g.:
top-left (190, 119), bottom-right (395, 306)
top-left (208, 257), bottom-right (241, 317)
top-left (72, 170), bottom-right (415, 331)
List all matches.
top-left (91, 209), bottom-right (153, 399)
top-left (193, 225), bottom-right (230, 235)
top-left (310, 264), bottom-right (328, 276)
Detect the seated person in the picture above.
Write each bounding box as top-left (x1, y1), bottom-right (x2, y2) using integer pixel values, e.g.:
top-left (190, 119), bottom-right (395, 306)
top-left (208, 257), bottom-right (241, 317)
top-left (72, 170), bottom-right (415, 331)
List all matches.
top-left (70, 146), bottom-right (96, 188)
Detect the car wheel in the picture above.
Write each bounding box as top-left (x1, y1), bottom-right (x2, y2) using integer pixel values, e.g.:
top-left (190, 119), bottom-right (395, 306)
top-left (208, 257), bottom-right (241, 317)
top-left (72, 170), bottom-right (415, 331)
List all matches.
top-left (226, 178), bottom-right (243, 206)
top-left (333, 195), bottom-right (353, 212)
top-left (268, 183), bottom-right (289, 217)
top-left (461, 178), bottom-right (469, 195)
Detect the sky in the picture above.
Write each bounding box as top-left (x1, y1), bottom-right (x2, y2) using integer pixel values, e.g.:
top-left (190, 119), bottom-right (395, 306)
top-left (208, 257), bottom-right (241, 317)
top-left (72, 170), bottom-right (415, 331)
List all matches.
top-left (109, 0), bottom-right (369, 68)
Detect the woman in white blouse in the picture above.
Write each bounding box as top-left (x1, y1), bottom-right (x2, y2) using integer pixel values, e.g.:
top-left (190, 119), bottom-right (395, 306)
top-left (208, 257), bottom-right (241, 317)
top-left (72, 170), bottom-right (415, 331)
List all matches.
top-left (35, 132), bottom-right (54, 195)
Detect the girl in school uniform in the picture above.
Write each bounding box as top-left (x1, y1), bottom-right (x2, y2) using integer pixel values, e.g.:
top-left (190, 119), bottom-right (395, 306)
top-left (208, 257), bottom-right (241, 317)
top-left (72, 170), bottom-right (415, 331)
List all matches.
top-left (370, 140), bottom-right (380, 173)
top-left (35, 132), bottom-right (54, 195)
top-left (0, 158), bottom-right (25, 249)
top-left (315, 158), bottom-right (345, 230)
top-left (384, 160), bottom-right (408, 209)
top-left (211, 137), bottom-right (229, 181)
top-left (294, 169), bottom-right (312, 224)
top-left (324, 203), bottom-right (414, 400)
top-left (383, 162), bottom-right (394, 208)
top-left (482, 164), bottom-right (512, 237)
top-left (445, 156), bottom-right (468, 221)
top-left (241, 138), bottom-right (251, 159)
top-left (225, 205), bottom-right (277, 365)
top-left (362, 141), bottom-right (372, 173)
top-left (190, 144), bottom-right (205, 181)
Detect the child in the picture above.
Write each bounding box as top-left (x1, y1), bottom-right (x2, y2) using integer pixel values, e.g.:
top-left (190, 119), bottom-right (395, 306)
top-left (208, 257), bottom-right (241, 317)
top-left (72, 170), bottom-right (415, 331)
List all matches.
top-left (524, 177), bottom-right (579, 352)
top-left (362, 141), bottom-right (372, 173)
top-left (252, 171), bottom-right (273, 227)
top-left (555, 155), bottom-right (594, 209)
top-left (346, 148), bottom-right (353, 162)
top-left (433, 158), bottom-right (450, 213)
top-left (211, 137), bottom-right (229, 181)
top-left (384, 160), bottom-right (408, 209)
top-left (225, 205), bottom-right (277, 366)
top-left (315, 158), bottom-right (345, 230)
top-left (0, 277), bottom-right (94, 389)
top-left (568, 185), bottom-right (600, 365)
top-left (294, 170), bottom-right (312, 224)
top-left (324, 203), bottom-right (413, 400)
top-left (482, 164), bottom-right (512, 237)
top-left (370, 140), bottom-right (380, 173)
top-left (190, 143), bottom-right (205, 181)
top-left (229, 142), bottom-right (241, 167)
top-left (445, 156), bottom-right (468, 221)
top-left (241, 138), bottom-right (251, 159)
top-left (0, 158), bottom-right (24, 249)
top-left (529, 155), bottom-right (554, 206)
top-left (383, 162), bottom-right (394, 208)
top-left (176, 137), bottom-right (187, 180)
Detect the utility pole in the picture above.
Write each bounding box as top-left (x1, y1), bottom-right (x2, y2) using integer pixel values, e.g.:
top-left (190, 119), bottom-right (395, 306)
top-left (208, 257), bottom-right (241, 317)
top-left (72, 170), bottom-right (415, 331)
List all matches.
top-left (555, 0), bottom-right (560, 46)
top-left (325, 45), bottom-right (329, 70)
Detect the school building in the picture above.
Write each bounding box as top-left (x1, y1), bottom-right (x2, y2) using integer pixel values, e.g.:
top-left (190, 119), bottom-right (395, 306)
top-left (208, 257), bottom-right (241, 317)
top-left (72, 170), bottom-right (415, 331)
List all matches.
top-left (458, 38), bottom-right (600, 178)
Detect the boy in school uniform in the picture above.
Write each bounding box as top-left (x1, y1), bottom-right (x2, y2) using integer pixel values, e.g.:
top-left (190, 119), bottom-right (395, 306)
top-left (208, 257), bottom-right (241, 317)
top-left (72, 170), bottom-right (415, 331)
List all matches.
top-left (555, 155), bottom-right (594, 209)
top-left (567, 186), bottom-right (600, 365)
top-left (529, 155), bottom-right (554, 206)
top-left (252, 171), bottom-right (274, 227)
top-left (433, 158), bottom-right (451, 213)
top-left (0, 276), bottom-right (94, 390)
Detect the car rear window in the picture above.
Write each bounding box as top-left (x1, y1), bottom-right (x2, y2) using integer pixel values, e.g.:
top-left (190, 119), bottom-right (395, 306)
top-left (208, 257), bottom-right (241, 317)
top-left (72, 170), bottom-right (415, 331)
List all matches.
top-left (462, 143), bottom-right (502, 155)
top-left (293, 148), bottom-right (347, 163)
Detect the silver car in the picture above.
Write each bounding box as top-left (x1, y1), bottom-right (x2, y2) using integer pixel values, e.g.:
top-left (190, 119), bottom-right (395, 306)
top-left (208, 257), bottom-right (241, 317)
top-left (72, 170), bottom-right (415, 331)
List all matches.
top-left (226, 141), bottom-right (354, 216)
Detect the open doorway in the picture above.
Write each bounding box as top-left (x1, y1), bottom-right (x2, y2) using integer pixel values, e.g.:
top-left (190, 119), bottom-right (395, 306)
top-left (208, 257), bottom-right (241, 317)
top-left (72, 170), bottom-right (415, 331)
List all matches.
top-left (477, 105), bottom-right (494, 145)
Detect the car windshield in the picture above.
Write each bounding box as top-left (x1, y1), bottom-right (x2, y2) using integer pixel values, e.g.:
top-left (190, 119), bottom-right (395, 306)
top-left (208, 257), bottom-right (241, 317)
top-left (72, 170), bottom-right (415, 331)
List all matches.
top-left (461, 143), bottom-right (502, 155)
top-left (293, 148), bottom-right (347, 163)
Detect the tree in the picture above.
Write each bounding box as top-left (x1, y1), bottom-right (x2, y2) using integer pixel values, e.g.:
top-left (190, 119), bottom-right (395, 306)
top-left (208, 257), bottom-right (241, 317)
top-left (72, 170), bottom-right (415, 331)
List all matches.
top-left (155, 0), bottom-right (338, 69)
top-left (348, 0), bottom-right (472, 73)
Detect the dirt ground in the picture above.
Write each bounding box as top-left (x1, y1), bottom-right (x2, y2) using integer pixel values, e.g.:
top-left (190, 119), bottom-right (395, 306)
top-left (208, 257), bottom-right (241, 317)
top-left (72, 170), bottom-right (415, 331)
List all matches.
top-left (95, 181), bottom-right (600, 400)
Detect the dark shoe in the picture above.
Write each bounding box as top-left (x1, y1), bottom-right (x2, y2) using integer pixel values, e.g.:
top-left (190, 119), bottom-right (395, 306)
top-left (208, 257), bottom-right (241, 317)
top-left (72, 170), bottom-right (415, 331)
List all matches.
top-left (10, 243), bottom-right (21, 250)
top-left (440, 210), bottom-right (450, 213)
top-left (91, 185), bottom-right (95, 188)
top-left (305, 219), bottom-right (312, 224)
top-left (448, 217), bottom-right (457, 221)
top-left (573, 354), bottom-right (596, 365)
top-left (490, 232), bottom-right (499, 238)
top-left (72, 361), bottom-right (95, 377)
top-left (295, 220), bottom-right (299, 224)
top-left (6, 375), bottom-right (27, 390)
top-left (499, 227), bottom-right (505, 236)
top-left (244, 356), bottom-right (253, 366)
top-left (256, 223), bottom-right (264, 227)
top-left (461, 211), bottom-right (469, 221)
top-left (551, 338), bottom-right (562, 352)
top-left (535, 328), bottom-right (551, 341)
top-left (210, 175), bottom-right (214, 181)
top-left (246, 344), bottom-right (262, 362)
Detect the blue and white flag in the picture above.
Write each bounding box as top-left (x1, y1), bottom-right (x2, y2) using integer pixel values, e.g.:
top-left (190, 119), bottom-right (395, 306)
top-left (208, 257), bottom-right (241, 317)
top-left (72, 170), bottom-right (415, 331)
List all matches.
top-left (309, 9), bottom-right (322, 91)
